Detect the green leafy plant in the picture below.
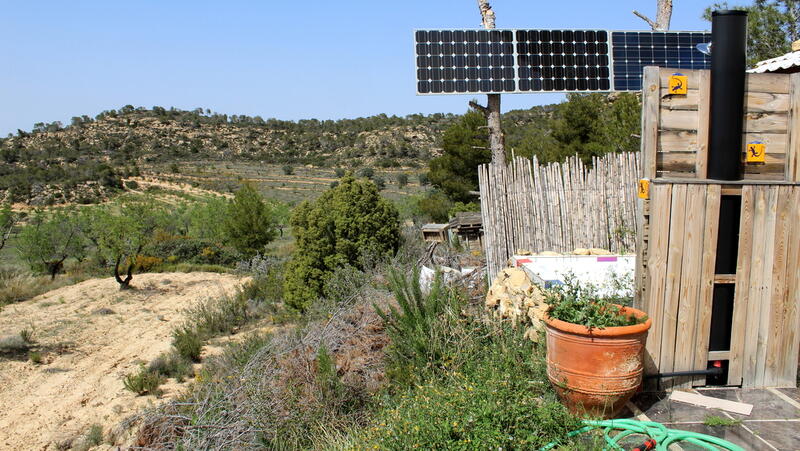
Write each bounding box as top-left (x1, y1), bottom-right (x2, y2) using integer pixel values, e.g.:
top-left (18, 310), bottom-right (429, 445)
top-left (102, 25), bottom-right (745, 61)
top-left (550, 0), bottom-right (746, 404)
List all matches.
top-left (703, 415), bottom-right (742, 427)
top-left (172, 326), bottom-right (204, 362)
top-left (374, 267), bottom-right (462, 384)
top-left (123, 366), bottom-right (165, 396)
top-left (28, 350), bottom-right (42, 364)
top-left (148, 351), bottom-right (194, 381)
top-left (545, 276), bottom-right (644, 329)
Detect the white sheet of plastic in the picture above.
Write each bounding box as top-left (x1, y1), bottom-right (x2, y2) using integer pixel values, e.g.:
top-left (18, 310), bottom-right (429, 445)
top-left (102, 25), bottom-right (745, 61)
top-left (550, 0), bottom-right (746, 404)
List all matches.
top-left (511, 255), bottom-right (635, 297)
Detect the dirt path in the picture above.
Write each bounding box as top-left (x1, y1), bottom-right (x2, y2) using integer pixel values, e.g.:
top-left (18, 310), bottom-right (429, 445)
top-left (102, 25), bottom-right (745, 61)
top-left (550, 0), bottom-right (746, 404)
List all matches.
top-left (0, 272), bottom-right (243, 450)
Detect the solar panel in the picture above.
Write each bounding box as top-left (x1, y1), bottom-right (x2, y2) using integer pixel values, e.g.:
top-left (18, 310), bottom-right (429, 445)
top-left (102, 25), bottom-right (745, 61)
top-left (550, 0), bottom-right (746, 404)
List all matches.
top-left (414, 29), bottom-right (712, 94)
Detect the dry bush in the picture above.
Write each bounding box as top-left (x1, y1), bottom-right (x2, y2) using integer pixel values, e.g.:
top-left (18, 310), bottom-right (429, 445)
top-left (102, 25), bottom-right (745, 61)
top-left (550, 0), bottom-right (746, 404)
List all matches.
top-left (130, 283), bottom-right (392, 450)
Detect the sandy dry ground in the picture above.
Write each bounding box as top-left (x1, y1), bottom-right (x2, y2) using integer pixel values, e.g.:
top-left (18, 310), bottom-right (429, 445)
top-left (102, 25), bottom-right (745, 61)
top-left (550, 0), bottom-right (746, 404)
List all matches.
top-left (0, 272), bottom-right (243, 450)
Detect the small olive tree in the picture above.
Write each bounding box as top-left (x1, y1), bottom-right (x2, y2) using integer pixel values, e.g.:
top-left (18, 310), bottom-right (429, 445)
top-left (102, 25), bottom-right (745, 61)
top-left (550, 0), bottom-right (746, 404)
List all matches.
top-left (16, 208), bottom-right (85, 279)
top-left (284, 175), bottom-right (400, 311)
top-left (0, 203), bottom-right (17, 252)
top-left (94, 201), bottom-right (163, 289)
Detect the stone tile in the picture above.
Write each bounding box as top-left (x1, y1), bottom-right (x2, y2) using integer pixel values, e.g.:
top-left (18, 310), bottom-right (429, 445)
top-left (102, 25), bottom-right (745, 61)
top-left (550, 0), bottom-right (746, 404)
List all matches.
top-left (632, 392), bottom-right (713, 424)
top-left (776, 387), bottom-right (800, 404)
top-left (743, 420), bottom-right (800, 449)
top-left (695, 388), bottom-right (800, 420)
top-left (661, 423), bottom-right (767, 451)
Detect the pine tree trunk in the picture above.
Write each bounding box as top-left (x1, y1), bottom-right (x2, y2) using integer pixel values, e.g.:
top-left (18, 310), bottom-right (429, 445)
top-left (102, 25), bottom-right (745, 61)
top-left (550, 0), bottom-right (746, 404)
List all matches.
top-left (476, 0), bottom-right (506, 164)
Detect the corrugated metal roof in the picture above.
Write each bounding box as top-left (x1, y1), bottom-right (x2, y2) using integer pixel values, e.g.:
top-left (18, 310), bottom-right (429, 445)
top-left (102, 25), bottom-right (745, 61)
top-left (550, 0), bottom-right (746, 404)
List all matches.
top-left (748, 50), bottom-right (800, 73)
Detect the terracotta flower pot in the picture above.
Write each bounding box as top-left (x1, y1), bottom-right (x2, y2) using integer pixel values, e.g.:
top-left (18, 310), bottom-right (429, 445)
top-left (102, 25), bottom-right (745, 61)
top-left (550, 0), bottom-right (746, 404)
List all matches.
top-left (544, 305), bottom-right (651, 419)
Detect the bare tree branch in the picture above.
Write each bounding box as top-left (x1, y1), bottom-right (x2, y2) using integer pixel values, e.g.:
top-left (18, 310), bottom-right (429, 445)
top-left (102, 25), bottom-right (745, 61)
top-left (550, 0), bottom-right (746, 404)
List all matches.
top-left (633, 0), bottom-right (672, 31)
top-left (632, 10), bottom-right (658, 30)
top-left (468, 100), bottom-right (488, 114)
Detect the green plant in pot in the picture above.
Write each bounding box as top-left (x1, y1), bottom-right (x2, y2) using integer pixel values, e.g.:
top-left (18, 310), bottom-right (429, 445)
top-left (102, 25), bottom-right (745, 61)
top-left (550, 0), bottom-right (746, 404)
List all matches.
top-left (543, 275), bottom-right (650, 419)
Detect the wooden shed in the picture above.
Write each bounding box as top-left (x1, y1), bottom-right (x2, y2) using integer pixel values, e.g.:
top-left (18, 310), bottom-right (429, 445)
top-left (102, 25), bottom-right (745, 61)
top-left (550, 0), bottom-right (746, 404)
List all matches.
top-left (421, 223), bottom-right (450, 243)
top-left (635, 67), bottom-right (800, 388)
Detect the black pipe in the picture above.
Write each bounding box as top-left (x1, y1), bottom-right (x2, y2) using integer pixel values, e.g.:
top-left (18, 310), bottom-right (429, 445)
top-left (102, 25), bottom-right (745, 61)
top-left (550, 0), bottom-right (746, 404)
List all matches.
top-left (708, 10), bottom-right (748, 181)
top-left (645, 368), bottom-right (724, 379)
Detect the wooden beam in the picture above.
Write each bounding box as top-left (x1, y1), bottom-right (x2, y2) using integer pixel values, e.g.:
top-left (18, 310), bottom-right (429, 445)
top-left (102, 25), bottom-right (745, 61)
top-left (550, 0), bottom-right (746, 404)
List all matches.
top-left (708, 350), bottom-right (730, 361)
top-left (644, 184), bottom-right (673, 379)
top-left (659, 184), bottom-right (688, 383)
top-left (695, 71), bottom-right (711, 178)
top-left (692, 184), bottom-right (720, 387)
top-left (728, 186), bottom-right (755, 385)
top-left (642, 66), bottom-right (661, 179)
top-left (713, 274), bottom-right (736, 284)
top-left (787, 73), bottom-right (800, 181)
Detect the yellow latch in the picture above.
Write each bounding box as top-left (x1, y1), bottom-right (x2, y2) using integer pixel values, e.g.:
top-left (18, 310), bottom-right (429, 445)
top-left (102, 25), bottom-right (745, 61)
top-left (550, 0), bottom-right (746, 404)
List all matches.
top-left (637, 179), bottom-right (650, 200)
top-left (746, 142), bottom-right (766, 163)
top-left (668, 73), bottom-right (688, 95)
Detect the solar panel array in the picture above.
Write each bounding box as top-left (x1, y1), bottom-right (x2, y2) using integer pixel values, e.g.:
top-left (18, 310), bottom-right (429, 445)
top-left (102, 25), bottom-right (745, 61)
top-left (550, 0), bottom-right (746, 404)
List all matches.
top-left (414, 29), bottom-right (712, 94)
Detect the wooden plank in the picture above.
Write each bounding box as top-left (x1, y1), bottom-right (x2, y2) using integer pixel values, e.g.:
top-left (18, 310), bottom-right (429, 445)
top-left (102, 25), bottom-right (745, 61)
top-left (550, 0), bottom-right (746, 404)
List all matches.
top-left (787, 73), bottom-right (800, 182)
top-left (644, 184), bottom-right (673, 378)
top-left (673, 184), bottom-right (708, 388)
top-left (692, 184), bottom-right (721, 387)
top-left (728, 186), bottom-right (755, 385)
top-left (746, 72), bottom-right (791, 94)
top-left (713, 274), bottom-right (736, 284)
top-left (708, 350), bottom-right (730, 361)
top-left (779, 186), bottom-right (800, 384)
top-left (764, 186), bottom-right (791, 386)
top-left (743, 91), bottom-right (792, 113)
top-left (745, 186), bottom-right (777, 387)
top-left (652, 178), bottom-right (800, 186)
top-left (695, 71), bottom-right (711, 178)
top-left (743, 112), bottom-right (789, 134)
top-left (659, 131), bottom-right (787, 154)
top-left (660, 152), bottom-right (785, 173)
top-left (659, 184), bottom-right (688, 381)
top-left (660, 90), bottom-right (790, 112)
top-left (660, 109), bottom-right (700, 131)
top-left (660, 88), bottom-right (701, 110)
top-left (659, 68), bottom-right (702, 88)
top-left (670, 390), bottom-right (753, 415)
top-left (658, 110), bottom-right (787, 134)
top-left (744, 187), bottom-right (770, 387)
top-left (642, 66), bottom-right (661, 179)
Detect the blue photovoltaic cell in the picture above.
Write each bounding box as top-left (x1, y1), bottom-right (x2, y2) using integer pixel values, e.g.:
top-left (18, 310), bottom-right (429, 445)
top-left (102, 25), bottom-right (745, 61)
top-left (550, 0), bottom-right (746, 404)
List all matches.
top-left (610, 31), bottom-right (711, 90)
top-left (413, 29), bottom-right (711, 94)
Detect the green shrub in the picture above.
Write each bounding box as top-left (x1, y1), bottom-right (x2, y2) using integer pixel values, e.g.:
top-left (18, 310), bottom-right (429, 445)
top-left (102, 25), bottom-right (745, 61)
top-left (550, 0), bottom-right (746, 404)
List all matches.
top-left (28, 350), bottom-right (42, 364)
top-left (281, 165), bottom-right (294, 175)
top-left (397, 173), bottom-right (409, 188)
top-left (223, 184), bottom-right (278, 257)
top-left (417, 191), bottom-right (453, 222)
top-left (359, 269), bottom-right (582, 449)
top-left (172, 326), bottom-right (203, 362)
top-left (283, 175), bottom-right (400, 311)
top-left (125, 180), bottom-right (139, 190)
top-left (375, 267), bottom-right (461, 384)
top-left (148, 351), bottom-right (194, 381)
top-left (123, 366), bottom-right (165, 396)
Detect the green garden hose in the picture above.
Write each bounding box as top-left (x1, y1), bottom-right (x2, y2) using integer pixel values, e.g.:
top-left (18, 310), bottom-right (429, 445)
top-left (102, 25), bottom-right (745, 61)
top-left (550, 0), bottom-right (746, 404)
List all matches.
top-left (539, 419), bottom-right (745, 451)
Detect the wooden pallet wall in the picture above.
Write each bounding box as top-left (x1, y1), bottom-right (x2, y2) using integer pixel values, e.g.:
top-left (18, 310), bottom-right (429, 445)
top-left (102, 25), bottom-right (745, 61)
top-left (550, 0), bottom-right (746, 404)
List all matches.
top-left (647, 67), bottom-right (797, 181)
top-left (728, 185), bottom-right (800, 387)
top-left (643, 183), bottom-right (721, 389)
top-left (644, 182), bottom-right (800, 388)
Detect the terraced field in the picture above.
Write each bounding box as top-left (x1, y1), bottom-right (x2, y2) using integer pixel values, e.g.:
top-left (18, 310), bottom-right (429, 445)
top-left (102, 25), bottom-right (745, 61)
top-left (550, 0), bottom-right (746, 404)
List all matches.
top-left (146, 161), bottom-right (427, 204)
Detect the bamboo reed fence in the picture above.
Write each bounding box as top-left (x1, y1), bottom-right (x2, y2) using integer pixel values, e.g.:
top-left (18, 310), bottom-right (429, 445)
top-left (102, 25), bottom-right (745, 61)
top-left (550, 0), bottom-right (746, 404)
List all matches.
top-left (478, 152), bottom-right (640, 280)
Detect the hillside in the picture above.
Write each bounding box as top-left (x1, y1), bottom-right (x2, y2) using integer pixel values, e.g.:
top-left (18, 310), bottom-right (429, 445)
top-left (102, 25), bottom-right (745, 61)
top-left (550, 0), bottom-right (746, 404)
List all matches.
top-left (0, 272), bottom-right (244, 450)
top-left (0, 105), bottom-right (555, 204)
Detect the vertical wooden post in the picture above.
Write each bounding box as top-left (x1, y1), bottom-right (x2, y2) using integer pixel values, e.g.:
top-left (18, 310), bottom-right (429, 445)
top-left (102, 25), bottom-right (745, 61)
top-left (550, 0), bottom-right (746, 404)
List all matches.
top-left (635, 66), bottom-right (660, 309)
top-left (695, 71), bottom-right (712, 178)
top-left (787, 73), bottom-right (800, 181)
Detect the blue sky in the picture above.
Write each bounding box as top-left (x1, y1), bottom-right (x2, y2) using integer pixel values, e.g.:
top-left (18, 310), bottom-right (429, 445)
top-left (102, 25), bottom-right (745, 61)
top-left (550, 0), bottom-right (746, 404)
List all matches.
top-left (1, 1), bottom-right (724, 135)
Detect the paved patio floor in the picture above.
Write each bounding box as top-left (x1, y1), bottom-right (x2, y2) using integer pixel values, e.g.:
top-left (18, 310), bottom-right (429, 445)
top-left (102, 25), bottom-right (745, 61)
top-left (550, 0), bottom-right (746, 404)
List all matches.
top-left (623, 387), bottom-right (800, 450)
